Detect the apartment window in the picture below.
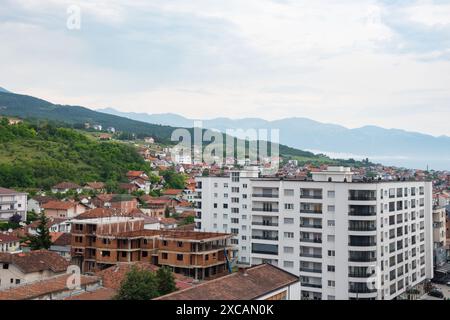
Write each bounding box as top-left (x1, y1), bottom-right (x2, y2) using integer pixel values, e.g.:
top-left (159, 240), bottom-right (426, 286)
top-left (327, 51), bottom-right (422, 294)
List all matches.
top-left (213, 213), bottom-right (217, 218)
top-left (2, 264), bottom-right (9, 270)
top-left (327, 205), bottom-right (335, 213)
top-left (284, 218), bottom-right (294, 224)
top-left (231, 228), bottom-right (239, 234)
top-left (223, 214), bottom-right (228, 219)
top-left (327, 220), bottom-right (335, 227)
top-left (242, 215), bottom-right (247, 220)
top-left (142, 251), bottom-right (148, 258)
top-left (327, 235), bottom-right (335, 242)
top-left (177, 254), bottom-right (183, 261)
top-left (285, 203), bottom-right (294, 210)
top-left (224, 183), bottom-right (228, 188)
top-left (214, 203), bottom-right (218, 208)
top-left (327, 191), bottom-right (335, 198)
top-left (284, 189), bottom-right (294, 196)
top-left (231, 208), bottom-right (239, 213)
top-left (214, 183), bottom-right (218, 188)
top-left (243, 184), bottom-right (247, 188)
top-left (242, 246), bottom-right (246, 251)
top-left (121, 252), bottom-right (127, 258)
top-left (328, 295), bottom-right (336, 300)
top-left (231, 239), bottom-right (239, 245)
top-left (205, 254), bottom-right (209, 261)
top-left (328, 265), bottom-right (335, 272)
top-left (224, 193), bottom-right (228, 198)
top-left (231, 197), bottom-right (239, 203)
top-left (243, 194), bottom-right (247, 199)
top-left (328, 280), bottom-right (335, 287)
top-left (283, 261), bottom-right (294, 268)
top-left (177, 241), bottom-right (183, 247)
top-left (232, 187), bottom-right (239, 193)
top-left (213, 223), bottom-right (217, 229)
top-left (242, 226), bottom-right (247, 231)
top-left (284, 246), bottom-right (294, 254)
top-left (223, 204), bottom-right (228, 209)
top-left (101, 251), bottom-right (111, 257)
top-left (328, 250), bottom-right (335, 257)
top-left (162, 240), bottom-right (168, 246)
top-left (214, 193), bottom-right (218, 198)
top-left (284, 232), bottom-right (294, 239)
top-left (223, 224), bottom-right (228, 230)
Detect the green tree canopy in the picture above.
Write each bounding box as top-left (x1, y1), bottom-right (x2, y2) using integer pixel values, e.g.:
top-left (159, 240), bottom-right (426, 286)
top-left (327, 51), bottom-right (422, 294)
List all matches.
top-left (114, 266), bottom-right (160, 300)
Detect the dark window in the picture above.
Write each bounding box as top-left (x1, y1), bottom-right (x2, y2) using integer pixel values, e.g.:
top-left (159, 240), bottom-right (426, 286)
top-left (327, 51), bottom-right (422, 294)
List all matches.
top-left (162, 252), bottom-right (168, 259)
top-left (177, 254), bottom-right (183, 261)
top-left (177, 241), bottom-right (183, 248)
top-left (162, 240), bottom-right (168, 246)
top-left (142, 251), bottom-right (148, 257)
top-left (3, 264), bottom-right (9, 270)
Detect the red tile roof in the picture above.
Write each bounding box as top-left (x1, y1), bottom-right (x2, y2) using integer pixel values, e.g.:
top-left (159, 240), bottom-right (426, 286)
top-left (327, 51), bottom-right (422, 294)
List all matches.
top-left (42, 201), bottom-right (78, 210)
top-left (0, 274), bottom-right (100, 300)
top-left (52, 182), bottom-right (81, 190)
top-left (0, 250), bottom-right (69, 273)
top-left (0, 233), bottom-right (20, 243)
top-left (0, 187), bottom-right (24, 195)
top-left (156, 264), bottom-right (299, 300)
top-left (162, 189), bottom-right (184, 196)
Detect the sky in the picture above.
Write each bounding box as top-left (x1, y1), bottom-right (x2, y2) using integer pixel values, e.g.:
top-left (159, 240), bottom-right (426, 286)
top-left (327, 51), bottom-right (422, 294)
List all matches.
top-left (1, 0), bottom-right (450, 136)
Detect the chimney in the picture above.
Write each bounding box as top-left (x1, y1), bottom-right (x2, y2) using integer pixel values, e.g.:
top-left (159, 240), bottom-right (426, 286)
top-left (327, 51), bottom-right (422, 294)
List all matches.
top-left (238, 266), bottom-right (249, 276)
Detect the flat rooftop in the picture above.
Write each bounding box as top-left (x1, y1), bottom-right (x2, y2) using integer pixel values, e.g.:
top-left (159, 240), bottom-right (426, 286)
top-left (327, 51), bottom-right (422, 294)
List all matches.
top-left (99, 229), bottom-right (232, 242)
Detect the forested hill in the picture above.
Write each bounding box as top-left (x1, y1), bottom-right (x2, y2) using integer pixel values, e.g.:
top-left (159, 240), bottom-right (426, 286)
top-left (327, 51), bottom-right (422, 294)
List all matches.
top-left (0, 118), bottom-right (150, 189)
top-left (0, 91), bottom-right (176, 144)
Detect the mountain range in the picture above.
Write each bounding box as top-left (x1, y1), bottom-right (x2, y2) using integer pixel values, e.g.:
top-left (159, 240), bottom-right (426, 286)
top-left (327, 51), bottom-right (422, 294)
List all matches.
top-left (98, 108), bottom-right (450, 170)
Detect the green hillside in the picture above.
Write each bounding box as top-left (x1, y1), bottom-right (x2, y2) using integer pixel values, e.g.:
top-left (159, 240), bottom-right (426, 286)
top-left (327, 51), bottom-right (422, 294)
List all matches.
top-left (0, 118), bottom-right (150, 190)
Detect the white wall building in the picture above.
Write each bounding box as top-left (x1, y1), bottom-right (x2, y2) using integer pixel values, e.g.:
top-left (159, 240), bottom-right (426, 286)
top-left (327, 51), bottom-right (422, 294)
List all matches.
top-left (195, 166), bottom-right (434, 300)
top-left (0, 187), bottom-right (27, 221)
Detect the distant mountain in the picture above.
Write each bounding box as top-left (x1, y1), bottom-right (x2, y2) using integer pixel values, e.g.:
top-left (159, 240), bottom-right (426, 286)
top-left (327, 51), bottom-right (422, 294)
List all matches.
top-left (0, 87), bottom-right (11, 93)
top-left (98, 108), bottom-right (450, 170)
top-left (0, 91), bottom-right (334, 163)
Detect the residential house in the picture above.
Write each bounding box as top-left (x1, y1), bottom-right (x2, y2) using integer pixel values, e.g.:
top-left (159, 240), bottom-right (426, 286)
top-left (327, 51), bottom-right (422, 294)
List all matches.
top-left (83, 182), bottom-right (106, 193)
top-left (27, 195), bottom-right (55, 214)
top-left (92, 194), bottom-right (115, 208)
top-left (51, 182), bottom-right (82, 194)
top-left (49, 233), bottom-right (72, 261)
top-left (156, 263), bottom-right (300, 300)
top-left (0, 274), bottom-right (102, 300)
top-left (0, 250), bottom-right (69, 290)
top-left (0, 187), bottom-right (27, 221)
top-left (26, 217), bottom-right (71, 236)
top-left (0, 233), bottom-right (20, 253)
top-left (41, 201), bottom-right (86, 219)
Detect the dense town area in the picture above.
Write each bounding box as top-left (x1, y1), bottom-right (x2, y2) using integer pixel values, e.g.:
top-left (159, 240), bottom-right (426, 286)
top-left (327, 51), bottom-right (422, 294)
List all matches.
top-left (0, 118), bottom-right (449, 300)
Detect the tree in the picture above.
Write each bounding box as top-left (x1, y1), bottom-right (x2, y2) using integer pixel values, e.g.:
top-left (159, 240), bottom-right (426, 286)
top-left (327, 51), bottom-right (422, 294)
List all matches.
top-left (28, 212), bottom-right (52, 250)
top-left (156, 266), bottom-right (177, 296)
top-left (164, 206), bottom-right (171, 218)
top-left (114, 266), bottom-right (160, 300)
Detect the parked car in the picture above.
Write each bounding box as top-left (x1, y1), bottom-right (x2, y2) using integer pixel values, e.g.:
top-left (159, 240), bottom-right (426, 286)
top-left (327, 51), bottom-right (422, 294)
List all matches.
top-left (428, 289), bottom-right (444, 299)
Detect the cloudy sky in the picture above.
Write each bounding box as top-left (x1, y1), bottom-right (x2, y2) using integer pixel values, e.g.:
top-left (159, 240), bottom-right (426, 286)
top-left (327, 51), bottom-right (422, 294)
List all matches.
top-left (1, 0), bottom-right (450, 136)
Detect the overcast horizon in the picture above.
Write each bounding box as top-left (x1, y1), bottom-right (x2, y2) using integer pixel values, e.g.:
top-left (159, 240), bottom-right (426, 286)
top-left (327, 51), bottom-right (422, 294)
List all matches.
top-left (2, 0), bottom-right (450, 136)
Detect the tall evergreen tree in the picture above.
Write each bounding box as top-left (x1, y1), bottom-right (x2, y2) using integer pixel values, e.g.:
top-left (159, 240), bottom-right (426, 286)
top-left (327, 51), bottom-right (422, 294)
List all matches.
top-left (28, 212), bottom-right (52, 250)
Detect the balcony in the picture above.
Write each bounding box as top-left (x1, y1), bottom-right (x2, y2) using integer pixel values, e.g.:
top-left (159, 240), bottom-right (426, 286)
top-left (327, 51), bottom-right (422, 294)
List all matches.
top-left (349, 190), bottom-right (376, 201)
top-left (300, 194), bottom-right (322, 199)
top-left (300, 252), bottom-right (322, 259)
top-left (349, 205), bottom-right (376, 216)
top-left (300, 268), bottom-right (322, 274)
top-left (300, 223), bottom-right (322, 229)
top-left (300, 238), bottom-right (322, 244)
top-left (252, 193), bottom-right (279, 198)
top-left (252, 208), bottom-right (279, 213)
top-left (252, 235), bottom-right (279, 241)
top-left (252, 221), bottom-right (279, 227)
top-left (301, 283), bottom-right (322, 289)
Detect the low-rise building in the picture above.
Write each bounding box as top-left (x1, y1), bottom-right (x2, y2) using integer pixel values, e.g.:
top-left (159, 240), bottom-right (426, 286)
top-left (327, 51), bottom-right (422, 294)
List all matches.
top-left (41, 201), bottom-right (86, 219)
top-left (0, 233), bottom-right (20, 253)
top-left (0, 250), bottom-right (69, 290)
top-left (156, 263), bottom-right (300, 300)
top-left (51, 182), bottom-right (82, 194)
top-left (0, 187), bottom-right (27, 221)
top-left (70, 217), bottom-right (234, 280)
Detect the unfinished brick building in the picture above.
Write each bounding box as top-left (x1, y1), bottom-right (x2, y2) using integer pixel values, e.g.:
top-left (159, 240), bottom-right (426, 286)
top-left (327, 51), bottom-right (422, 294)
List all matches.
top-left (71, 216), bottom-right (233, 280)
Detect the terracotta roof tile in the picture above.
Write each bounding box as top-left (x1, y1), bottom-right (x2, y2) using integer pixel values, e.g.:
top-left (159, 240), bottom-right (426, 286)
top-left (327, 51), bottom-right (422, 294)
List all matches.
top-left (0, 250), bottom-right (69, 274)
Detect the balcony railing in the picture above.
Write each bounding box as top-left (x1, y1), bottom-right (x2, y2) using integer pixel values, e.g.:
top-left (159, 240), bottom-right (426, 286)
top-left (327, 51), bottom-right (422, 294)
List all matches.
top-left (300, 209), bottom-right (322, 214)
top-left (252, 194), bottom-right (279, 198)
top-left (251, 250), bottom-right (278, 256)
top-left (348, 196), bottom-right (377, 201)
top-left (300, 268), bottom-right (322, 274)
top-left (300, 194), bottom-right (322, 199)
top-left (300, 253), bottom-right (322, 259)
top-left (300, 238), bottom-right (322, 244)
top-left (252, 222), bottom-right (279, 227)
top-left (300, 224), bottom-right (322, 229)
top-left (252, 208), bottom-right (279, 212)
top-left (301, 283), bottom-right (322, 289)
top-left (252, 235), bottom-right (279, 241)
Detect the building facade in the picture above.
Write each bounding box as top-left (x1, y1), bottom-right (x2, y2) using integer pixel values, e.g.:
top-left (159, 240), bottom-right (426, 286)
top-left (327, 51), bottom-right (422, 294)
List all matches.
top-left (0, 187), bottom-right (27, 221)
top-left (194, 166), bottom-right (434, 300)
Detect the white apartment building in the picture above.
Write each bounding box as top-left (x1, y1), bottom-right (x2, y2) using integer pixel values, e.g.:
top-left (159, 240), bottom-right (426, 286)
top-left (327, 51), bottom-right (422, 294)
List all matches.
top-left (0, 187), bottom-right (27, 221)
top-left (194, 166), bottom-right (434, 300)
